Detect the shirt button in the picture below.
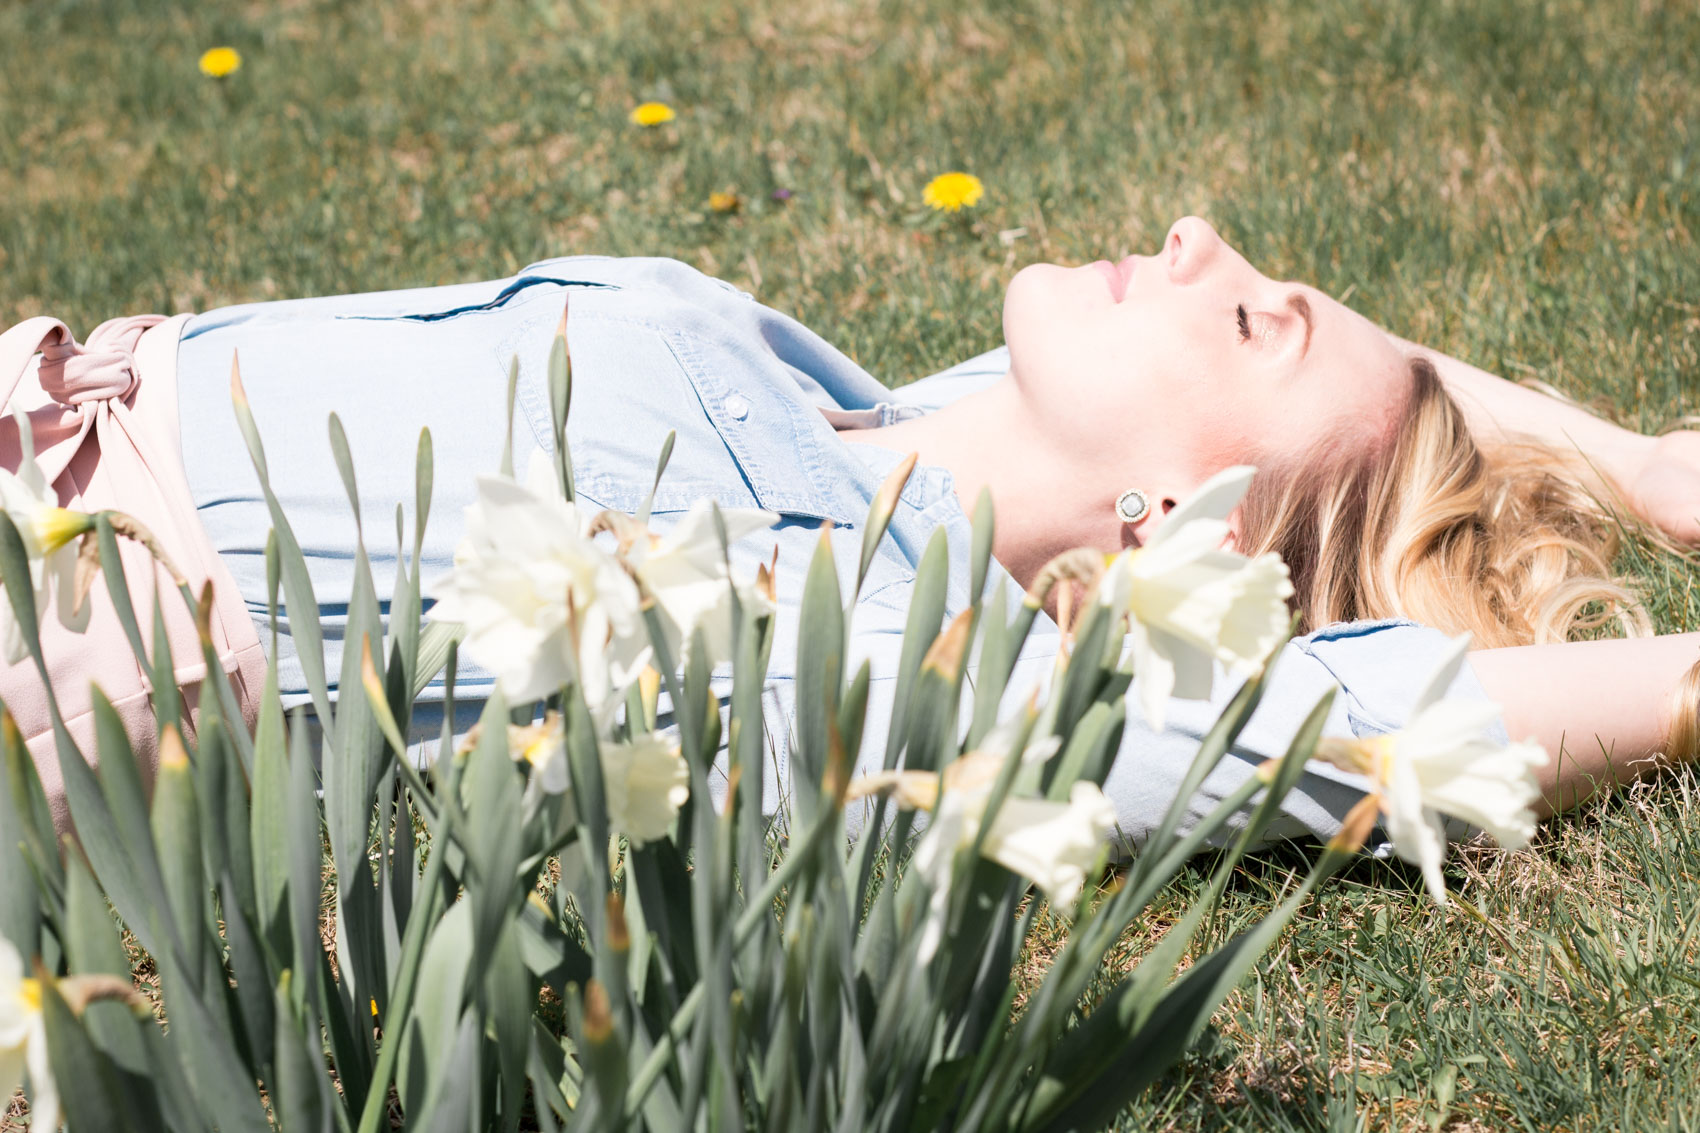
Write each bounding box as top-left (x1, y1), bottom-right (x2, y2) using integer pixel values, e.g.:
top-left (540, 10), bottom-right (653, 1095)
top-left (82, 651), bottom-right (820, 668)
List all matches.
top-left (725, 394), bottom-right (750, 420)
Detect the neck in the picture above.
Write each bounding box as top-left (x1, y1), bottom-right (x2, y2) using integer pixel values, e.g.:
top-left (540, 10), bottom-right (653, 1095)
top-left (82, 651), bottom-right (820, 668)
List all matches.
top-left (847, 377), bottom-right (1126, 589)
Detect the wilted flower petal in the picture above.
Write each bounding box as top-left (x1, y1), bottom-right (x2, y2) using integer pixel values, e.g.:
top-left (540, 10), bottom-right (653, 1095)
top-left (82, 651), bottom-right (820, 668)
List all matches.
top-left (844, 768), bottom-right (940, 810)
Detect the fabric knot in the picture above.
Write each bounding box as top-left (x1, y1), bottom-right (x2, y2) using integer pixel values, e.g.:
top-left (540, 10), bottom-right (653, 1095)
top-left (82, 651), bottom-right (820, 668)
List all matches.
top-left (35, 315), bottom-right (164, 407)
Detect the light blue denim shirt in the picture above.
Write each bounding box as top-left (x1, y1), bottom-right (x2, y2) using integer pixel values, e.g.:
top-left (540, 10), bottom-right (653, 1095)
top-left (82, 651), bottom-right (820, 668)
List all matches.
top-left (175, 256), bottom-right (1502, 848)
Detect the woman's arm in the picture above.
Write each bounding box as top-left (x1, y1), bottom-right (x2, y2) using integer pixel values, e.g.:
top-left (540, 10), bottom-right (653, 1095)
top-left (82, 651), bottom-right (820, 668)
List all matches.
top-left (1469, 634), bottom-right (1700, 816)
top-left (1390, 334), bottom-right (1700, 545)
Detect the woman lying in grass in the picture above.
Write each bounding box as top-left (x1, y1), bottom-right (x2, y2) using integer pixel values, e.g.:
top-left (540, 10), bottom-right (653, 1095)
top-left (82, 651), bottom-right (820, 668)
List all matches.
top-left (3, 215), bottom-right (1697, 859)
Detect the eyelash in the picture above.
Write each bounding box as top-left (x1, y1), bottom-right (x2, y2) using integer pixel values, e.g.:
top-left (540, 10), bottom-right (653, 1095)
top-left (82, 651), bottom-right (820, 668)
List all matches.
top-left (1235, 304), bottom-right (1251, 341)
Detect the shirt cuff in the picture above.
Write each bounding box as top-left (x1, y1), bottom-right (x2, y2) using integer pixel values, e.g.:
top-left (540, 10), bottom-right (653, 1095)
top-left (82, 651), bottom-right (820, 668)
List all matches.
top-left (1291, 617), bottom-right (1510, 747)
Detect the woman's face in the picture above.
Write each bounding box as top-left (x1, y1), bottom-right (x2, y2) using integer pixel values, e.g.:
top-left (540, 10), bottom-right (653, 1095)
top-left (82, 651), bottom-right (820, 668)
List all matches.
top-left (1003, 216), bottom-right (1412, 483)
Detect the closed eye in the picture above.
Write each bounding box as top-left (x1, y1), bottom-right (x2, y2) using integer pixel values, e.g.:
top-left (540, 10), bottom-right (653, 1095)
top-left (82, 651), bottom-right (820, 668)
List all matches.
top-left (1236, 304), bottom-right (1251, 342)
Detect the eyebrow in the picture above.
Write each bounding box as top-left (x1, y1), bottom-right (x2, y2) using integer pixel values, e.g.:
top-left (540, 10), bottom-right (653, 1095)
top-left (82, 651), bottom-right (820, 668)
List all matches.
top-left (1287, 293), bottom-right (1314, 359)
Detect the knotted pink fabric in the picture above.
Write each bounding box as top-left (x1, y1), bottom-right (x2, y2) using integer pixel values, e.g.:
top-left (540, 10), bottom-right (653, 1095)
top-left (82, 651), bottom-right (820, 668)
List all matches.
top-left (1, 313), bottom-right (266, 831)
top-left (38, 315), bottom-right (152, 399)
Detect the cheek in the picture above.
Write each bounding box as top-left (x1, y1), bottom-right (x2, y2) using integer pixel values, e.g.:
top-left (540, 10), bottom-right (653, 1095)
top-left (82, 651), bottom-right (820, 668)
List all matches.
top-left (1241, 400), bottom-right (1359, 473)
top-left (1182, 403), bottom-right (1264, 470)
top-left (1169, 379), bottom-right (1295, 471)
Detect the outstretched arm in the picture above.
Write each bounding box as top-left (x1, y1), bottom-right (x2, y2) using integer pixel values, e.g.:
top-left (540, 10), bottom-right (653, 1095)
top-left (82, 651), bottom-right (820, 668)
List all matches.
top-left (1389, 334), bottom-right (1700, 545)
top-left (1470, 634), bottom-right (1700, 816)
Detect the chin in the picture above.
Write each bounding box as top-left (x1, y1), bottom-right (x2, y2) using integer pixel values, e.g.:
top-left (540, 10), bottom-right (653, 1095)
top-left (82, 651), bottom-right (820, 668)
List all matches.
top-left (1003, 263), bottom-right (1089, 380)
top-left (1003, 262), bottom-right (1060, 318)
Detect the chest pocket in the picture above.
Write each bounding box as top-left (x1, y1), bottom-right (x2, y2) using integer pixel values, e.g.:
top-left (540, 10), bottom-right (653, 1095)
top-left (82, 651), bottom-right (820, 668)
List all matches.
top-left (525, 310), bottom-right (766, 518)
top-left (331, 273), bottom-right (831, 530)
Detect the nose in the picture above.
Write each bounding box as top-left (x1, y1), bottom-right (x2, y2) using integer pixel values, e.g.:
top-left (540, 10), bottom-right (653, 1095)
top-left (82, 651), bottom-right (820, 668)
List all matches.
top-left (1163, 216), bottom-right (1227, 285)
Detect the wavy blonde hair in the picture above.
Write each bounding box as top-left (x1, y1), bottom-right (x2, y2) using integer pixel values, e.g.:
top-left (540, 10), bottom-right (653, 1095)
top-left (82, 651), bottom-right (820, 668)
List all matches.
top-left (1237, 356), bottom-right (1650, 649)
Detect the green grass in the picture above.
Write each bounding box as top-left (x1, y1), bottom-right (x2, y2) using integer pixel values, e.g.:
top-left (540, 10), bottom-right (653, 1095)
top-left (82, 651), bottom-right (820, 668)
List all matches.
top-left (5, 0), bottom-right (1700, 1128)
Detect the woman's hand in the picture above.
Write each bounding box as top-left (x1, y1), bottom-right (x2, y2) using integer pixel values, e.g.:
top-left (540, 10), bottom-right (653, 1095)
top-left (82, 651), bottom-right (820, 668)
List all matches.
top-left (1628, 429), bottom-right (1700, 547)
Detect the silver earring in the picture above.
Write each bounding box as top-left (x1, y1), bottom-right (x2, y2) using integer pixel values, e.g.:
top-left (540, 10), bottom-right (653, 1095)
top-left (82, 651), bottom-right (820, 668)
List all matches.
top-left (1114, 488), bottom-right (1150, 525)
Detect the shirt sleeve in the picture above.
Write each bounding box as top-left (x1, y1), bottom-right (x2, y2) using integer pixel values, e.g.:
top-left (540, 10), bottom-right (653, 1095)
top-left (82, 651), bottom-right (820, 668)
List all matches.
top-left (816, 607), bottom-right (1503, 853)
top-left (1054, 618), bottom-right (1505, 853)
top-left (1290, 617), bottom-right (1507, 744)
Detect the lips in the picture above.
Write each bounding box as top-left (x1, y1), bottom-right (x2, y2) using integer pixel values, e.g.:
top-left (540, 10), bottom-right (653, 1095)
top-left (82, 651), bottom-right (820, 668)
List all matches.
top-left (1092, 259), bottom-right (1128, 302)
top-left (1091, 256), bottom-right (1139, 302)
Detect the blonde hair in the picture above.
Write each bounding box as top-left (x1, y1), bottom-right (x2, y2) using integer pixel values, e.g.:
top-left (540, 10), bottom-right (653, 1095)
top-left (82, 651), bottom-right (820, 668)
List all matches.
top-left (1238, 357), bottom-right (1650, 649)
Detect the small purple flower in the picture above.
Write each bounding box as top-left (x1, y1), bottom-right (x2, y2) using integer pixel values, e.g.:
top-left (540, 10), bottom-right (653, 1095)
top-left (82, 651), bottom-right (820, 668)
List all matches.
top-left (770, 188), bottom-right (793, 202)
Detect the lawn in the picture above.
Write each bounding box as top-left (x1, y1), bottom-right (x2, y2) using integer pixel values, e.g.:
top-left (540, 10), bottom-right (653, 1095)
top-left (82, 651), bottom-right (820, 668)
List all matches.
top-left (5, 0), bottom-right (1700, 1128)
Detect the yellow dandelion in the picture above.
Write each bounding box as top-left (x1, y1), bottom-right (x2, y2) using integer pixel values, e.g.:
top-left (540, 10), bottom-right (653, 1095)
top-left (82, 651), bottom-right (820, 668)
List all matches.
top-left (199, 46), bottom-right (242, 79)
top-left (629, 102), bottom-right (677, 127)
top-left (922, 171), bottom-right (984, 212)
top-left (708, 191), bottom-right (740, 213)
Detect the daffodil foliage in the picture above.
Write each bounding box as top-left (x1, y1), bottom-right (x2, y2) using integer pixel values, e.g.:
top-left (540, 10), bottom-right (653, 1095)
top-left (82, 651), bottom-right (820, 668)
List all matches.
top-left (0, 326), bottom-right (1544, 1132)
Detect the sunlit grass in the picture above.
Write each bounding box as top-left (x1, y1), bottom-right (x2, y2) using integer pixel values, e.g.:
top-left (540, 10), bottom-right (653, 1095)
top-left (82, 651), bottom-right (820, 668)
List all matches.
top-left (4, 0), bottom-right (1699, 1128)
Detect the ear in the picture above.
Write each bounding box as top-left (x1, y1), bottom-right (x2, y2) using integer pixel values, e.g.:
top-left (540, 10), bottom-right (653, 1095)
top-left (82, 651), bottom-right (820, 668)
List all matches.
top-left (1122, 492), bottom-right (1184, 546)
top-left (1124, 485), bottom-right (1243, 553)
top-left (1222, 507), bottom-right (1243, 553)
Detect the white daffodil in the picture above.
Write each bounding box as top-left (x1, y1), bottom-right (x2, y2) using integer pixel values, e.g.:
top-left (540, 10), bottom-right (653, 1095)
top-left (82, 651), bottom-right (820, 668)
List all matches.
top-left (1315, 635), bottom-right (1549, 904)
top-left (507, 711), bottom-right (571, 796)
top-left (1097, 465), bottom-right (1293, 731)
top-left (602, 732), bottom-right (692, 846)
top-left (1, 939), bottom-right (57, 1132)
top-left (0, 411), bottom-right (94, 665)
top-left (848, 712), bottom-right (1060, 812)
top-left (428, 456), bottom-right (649, 709)
top-left (905, 782), bottom-right (984, 964)
top-left (849, 723), bottom-right (1116, 962)
top-left (500, 714), bottom-right (689, 846)
top-left (979, 783), bottom-right (1119, 913)
top-left (908, 777), bottom-right (1117, 962)
top-left (600, 499), bottom-right (778, 670)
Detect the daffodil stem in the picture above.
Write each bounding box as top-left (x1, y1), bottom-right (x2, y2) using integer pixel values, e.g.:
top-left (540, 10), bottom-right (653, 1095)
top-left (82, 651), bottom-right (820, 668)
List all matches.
top-left (388, 747), bottom-right (442, 830)
top-left (1118, 773), bottom-right (1267, 914)
top-left (621, 809), bottom-right (838, 1118)
top-left (355, 830), bottom-right (451, 1133)
top-left (1003, 771), bottom-right (1270, 1075)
